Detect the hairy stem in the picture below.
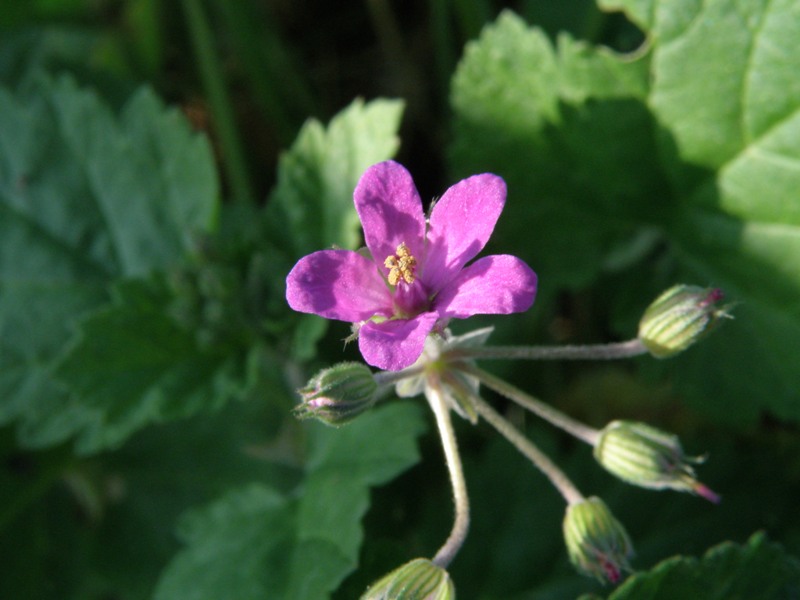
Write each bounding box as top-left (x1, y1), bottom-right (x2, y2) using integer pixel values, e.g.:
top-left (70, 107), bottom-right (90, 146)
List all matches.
top-left (373, 364), bottom-right (425, 387)
top-left (451, 338), bottom-right (648, 362)
top-left (426, 376), bottom-right (470, 568)
top-left (467, 390), bottom-right (585, 506)
top-left (457, 363), bottom-right (601, 446)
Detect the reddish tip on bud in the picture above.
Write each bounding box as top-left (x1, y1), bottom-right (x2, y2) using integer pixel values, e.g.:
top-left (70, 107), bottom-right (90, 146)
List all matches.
top-left (693, 482), bottom-right (722, 504)
top-left (702, 288), bottom-right (725, 306)
top-left (295, 362), bottom-right (378, 426)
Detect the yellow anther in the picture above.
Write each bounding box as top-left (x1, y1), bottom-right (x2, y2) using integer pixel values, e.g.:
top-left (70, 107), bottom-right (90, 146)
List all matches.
top-left (384, 242), bottom-right (417, 285)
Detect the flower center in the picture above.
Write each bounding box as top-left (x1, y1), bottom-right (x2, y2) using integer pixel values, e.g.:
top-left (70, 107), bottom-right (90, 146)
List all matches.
top-left (384, 242), bottom-right (417, 286)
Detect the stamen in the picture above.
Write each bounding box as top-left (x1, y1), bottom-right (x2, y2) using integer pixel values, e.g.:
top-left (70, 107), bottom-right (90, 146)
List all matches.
top-left (384, 242), bottom-right (417, 285)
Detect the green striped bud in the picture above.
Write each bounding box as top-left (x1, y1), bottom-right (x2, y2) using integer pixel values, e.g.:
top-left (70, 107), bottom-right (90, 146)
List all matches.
top-left (563, 497), bottom-right (633, 584)
top-left (295, 362), bottom-right (378, 426)
top-left (638, 285), bottom-right (730, 358)
top-left (594, 420), bottom-right (720, 503)
top-left (361, 558), bottom-right (455, 600)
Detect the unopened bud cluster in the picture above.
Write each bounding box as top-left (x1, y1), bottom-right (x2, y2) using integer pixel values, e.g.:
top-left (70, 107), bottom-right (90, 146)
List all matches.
top-left (290, 284), bottom-right (732, 590)
top-left (638, 285), bottom-right (729, 358)
top-left (294, 362), bottom-right (378, 426)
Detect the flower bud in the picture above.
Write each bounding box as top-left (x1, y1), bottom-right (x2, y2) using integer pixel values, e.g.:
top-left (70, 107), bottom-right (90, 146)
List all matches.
top-left (294, 362), bottom-right (378, 426)
top-left (594, 420), bottom-right (720, 503)
top-left (361, 558), bottom-right (455, 600)
top-left (563, 497), bottom-right (633, 584)
top-left (638, 285), bottom-right (730, 358)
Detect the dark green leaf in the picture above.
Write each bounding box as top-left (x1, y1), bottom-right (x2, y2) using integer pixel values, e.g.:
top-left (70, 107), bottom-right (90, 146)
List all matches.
top-left (450, 5), bottom-right (800, 422)
top-left (267, 98), bottom-right (404, 257)
top-left (51, 77), bottom-right (218, 276)
top-left (153, 402), bottom-right (426, 600)
top-left (450, 11), bottom-right (658, 290)
top-left (607, 533), bottom-right (800, 600)
top-left (627, 0), bottom-right (800, 421)
top-left (0, 374), bottom-right (298, 600)
top-left (53, 278), bottom-right (252, 452)
top-left (0, 74), bottom-right (219, 450)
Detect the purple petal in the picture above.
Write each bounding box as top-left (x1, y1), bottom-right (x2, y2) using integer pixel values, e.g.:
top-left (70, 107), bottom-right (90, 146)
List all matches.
top-left (359, 312), bottom-right (439, 370)
top-left (286, 249), bottom-right (391, 321)
top-left (422, 173), bottom-right (506, 290)
top-left (435, 255), bottom-right (537, 319)
top-left (354, 161), bottom-right (426, 274)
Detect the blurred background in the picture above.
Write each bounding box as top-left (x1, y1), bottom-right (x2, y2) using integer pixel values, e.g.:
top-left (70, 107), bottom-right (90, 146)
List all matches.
top-left (1, 1), bottom-right (799, 599)
top-left (1, 0), bottom-right (639, 197)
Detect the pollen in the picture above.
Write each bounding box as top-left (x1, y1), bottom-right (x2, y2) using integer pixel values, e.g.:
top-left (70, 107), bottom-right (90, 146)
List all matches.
top-left (384, 242), bottom-right (417, 285)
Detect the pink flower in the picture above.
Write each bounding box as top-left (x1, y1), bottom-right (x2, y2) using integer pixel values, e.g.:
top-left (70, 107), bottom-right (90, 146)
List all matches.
top-left (285, 161), bottom-right (537, 370)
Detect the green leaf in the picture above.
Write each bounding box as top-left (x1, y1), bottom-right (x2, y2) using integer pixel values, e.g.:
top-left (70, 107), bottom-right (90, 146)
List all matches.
top-left (615, 0), bottom-right (800, 172)
top-left (52, 278), bottom-right (252, 453)
top-left (450, 11), bottom-right (658, 290)
top-left (52, 77), bottom-right (218, 277)
top-left (267, 98), bottom-right (405, 257)
top-left (605, 533), bottom-right (800, 600)
top-left (596, 0), bottom-right (655, 31)
top-left (0, 74), bottom-right (219, 450)
top-left (449, 5), bottom-right (800, 423)
top-left (620, 0), bottom-right (800, 422)
top-left (153, 402), bottom-right (426, 600)
top-left (0, 372), bottom-right (298, 600)
top-left (265, 98), bottom-right (404, 358)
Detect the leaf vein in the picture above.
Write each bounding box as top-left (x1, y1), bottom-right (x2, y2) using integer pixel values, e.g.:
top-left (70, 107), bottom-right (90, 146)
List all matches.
top-left (741, 0), bottom-right (775, 145)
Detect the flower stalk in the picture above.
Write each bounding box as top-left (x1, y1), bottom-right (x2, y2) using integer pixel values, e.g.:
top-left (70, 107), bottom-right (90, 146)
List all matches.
top-left (449, 338), bottom-right (648, 362)
top-left (462, 385), bottom-right (584, 506)
top-left (456, 362), bottom-right (600, 445)
top-left (373, 364), bottom-right (427, 387)
top-left (426, 375), bottom-right (471, 568)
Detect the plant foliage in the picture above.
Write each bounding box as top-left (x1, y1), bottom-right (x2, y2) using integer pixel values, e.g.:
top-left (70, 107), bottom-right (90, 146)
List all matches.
top-left (1, 0), bottom-right (799, 598)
